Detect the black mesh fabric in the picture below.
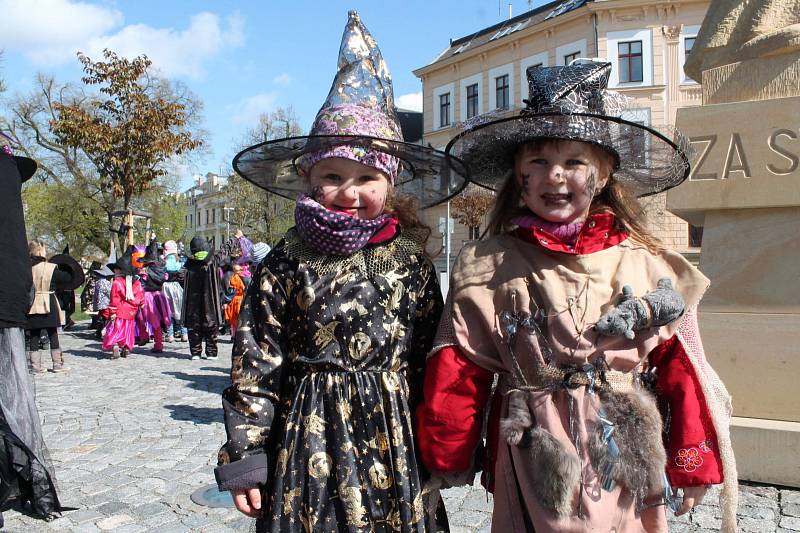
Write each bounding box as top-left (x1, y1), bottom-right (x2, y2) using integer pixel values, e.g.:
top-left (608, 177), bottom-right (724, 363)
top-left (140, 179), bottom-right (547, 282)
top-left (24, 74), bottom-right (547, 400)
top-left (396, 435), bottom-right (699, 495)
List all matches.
top-left (446, 61), bottom-right (692, 197)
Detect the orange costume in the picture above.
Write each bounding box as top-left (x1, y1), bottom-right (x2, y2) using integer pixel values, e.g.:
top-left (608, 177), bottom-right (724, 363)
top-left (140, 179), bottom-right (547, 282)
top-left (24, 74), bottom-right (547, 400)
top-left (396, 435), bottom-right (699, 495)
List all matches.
top-left (223, 273), bottom-right (245, 336)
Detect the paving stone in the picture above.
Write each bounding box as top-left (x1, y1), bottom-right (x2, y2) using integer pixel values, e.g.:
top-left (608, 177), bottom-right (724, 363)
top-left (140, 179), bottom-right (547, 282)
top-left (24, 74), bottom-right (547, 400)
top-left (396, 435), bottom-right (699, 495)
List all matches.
top-left (693, 512), bottom-right (722, 530)
top-left (95, 501), bottom-right (132, 516)
top-left (70, 523), bottom-right (101, 533)
top-left (109, 525), bottom-right (148, 533)
top-left (781, 516), bottom-right (800, 531)
top-left (95, 514), bottom-right (133, 530)
top-left (739, 516), bottom-right (778, 532)
top-left (785, 504), bottom-right (800, 518)
top-left (64, 508), bottom-right (105, 524)
top-left (2, 326), bottom-right (794, 532)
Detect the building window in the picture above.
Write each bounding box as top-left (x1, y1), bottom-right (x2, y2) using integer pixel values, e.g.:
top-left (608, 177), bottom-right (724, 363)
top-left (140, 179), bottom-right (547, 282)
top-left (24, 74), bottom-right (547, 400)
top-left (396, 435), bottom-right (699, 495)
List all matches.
top-left (466, 83), bottom-right (479, 119)
top-left (684, 36), bottom-right (697, 82)
top-left (563, 51), bottom-right (580, 65)
top-left (495, 75), bottom-right (509, 110)
top-left (212, 209), bottom-right (215, 224)
top-left (468, 225), bottom-right (481, 240)
top-left (205, 209), bottom-right (209, 225)
top-left (439, 93), bottom-right (451, 127)
top-left (688, 224), bottom-right (703, 247)
top-left (618, 41), bottom-right (643, 83)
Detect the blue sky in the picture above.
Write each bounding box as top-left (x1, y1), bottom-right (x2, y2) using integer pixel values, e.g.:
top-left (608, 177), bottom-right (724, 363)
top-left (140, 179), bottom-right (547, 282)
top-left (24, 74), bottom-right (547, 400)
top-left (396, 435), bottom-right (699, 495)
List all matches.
top-left (1, 0), bottom-right (549, 189)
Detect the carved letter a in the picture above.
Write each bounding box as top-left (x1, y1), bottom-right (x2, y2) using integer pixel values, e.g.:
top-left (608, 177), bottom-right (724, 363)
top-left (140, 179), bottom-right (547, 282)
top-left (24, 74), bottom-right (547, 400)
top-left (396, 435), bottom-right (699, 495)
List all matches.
top-left (722, 133), bottom-right (751, 179)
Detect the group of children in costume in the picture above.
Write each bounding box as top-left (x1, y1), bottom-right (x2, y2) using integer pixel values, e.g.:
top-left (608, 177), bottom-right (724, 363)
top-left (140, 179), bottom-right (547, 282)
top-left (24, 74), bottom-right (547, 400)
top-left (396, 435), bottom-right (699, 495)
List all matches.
top-left (216, 11), bottom-right (736, 533)
top-left (90, 234), bottom-right (270, 361)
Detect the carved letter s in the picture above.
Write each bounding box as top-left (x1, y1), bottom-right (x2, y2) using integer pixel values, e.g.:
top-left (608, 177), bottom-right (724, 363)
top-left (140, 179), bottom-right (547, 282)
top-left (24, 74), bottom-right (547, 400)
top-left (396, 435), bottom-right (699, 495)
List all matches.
top-left (767, 129), bottom-right (799, 175)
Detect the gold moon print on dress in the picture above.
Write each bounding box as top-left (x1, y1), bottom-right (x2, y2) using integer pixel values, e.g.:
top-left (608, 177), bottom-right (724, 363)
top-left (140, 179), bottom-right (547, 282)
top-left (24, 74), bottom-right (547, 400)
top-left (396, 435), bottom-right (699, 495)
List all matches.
top-left (382, 372), bottom-right (400, 392)
top-left (369, 461), bottom-right (393, 489)
top-left (308, 451), bottom-right (333, 479)
top-left (348, 332), bottom-right (372, 360)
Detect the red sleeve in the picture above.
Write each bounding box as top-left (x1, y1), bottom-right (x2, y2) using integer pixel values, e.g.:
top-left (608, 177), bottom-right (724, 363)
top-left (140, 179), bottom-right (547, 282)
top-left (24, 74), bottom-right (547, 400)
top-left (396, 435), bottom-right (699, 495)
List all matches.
top-left (416, 346), bottom-right (494, 472)
top-left (108, 280), bottom-right (122, 308)
top-left (649, 335), bottom-right (723, 487)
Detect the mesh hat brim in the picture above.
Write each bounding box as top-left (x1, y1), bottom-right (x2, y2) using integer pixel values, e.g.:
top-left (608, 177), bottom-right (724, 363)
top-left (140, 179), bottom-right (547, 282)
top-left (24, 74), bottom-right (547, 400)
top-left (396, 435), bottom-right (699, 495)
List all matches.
top-left (445, 112), bottom-right (691, 198)
top-left (233, 135), bottom-right (469, 208)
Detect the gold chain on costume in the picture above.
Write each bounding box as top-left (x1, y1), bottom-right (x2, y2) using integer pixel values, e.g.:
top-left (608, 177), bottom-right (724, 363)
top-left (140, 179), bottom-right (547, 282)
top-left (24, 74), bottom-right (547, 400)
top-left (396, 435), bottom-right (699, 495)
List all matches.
top-left (282, 227), bottom-right (428, 277)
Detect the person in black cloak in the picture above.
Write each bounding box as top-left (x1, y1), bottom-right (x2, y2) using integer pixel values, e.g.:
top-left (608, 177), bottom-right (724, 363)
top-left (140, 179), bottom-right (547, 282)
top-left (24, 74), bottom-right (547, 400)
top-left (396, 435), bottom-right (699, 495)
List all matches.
top-left (55, 245), bottom-right (77, 331)
top-left (181, 235), bottom-right (236, 360)
top-left (0, 142), bottom-right (65, 526)
top-left (81, 260), bottom-right (102, 332)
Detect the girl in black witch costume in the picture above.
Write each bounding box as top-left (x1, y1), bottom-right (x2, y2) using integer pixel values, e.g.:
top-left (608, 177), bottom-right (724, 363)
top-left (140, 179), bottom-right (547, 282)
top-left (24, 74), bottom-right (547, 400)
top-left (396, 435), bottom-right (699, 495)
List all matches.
top-left (215, 11), bottom-right (465, 533)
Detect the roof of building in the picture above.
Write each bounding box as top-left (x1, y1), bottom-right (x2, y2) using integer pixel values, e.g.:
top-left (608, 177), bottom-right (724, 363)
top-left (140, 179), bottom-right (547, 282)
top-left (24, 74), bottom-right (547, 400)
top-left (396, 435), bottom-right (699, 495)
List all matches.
top-left (396, 109), bottom-right (423, 143)
top-left (420, 0), bottom-right (589, 70)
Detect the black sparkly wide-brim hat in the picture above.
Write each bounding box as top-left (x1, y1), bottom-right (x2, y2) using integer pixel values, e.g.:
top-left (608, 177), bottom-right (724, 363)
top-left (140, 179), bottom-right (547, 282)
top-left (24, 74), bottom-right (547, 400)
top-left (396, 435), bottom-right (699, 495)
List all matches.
top-left (232, 11), bottom-right (468, 209)
top-left (234, 134), bottom-right (468, 208)
top-left (445, 61), bottom-right (692, 197)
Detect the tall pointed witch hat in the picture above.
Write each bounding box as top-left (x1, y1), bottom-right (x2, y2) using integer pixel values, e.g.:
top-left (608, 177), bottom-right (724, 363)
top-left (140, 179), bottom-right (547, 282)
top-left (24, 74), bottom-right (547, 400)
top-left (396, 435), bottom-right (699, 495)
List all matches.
top-left (233, 11), bottom-right (467, 208)
top-left (140, 238), bottom-right (160, 265)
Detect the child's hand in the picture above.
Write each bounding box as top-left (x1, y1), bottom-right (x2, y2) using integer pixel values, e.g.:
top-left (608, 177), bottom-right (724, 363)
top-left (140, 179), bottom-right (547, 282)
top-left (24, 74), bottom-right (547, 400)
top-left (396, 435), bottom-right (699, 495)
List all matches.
top-left (676, 485), bottom-right (709, 515)
top-left (232, 487), bottom-right (262, 517)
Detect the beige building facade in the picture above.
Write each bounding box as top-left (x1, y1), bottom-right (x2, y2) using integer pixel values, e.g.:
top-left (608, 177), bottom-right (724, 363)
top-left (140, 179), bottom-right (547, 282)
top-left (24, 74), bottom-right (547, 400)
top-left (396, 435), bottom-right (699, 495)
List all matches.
top-left (414, 0), bottom-right (709, 271)
top-left (184, 173), bottom-right (233, 249)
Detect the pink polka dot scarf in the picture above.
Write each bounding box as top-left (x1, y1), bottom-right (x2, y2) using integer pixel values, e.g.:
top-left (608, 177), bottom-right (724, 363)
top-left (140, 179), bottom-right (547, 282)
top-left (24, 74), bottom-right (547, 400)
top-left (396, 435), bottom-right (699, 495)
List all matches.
top-left (294, 194), bottom-right (391, 256)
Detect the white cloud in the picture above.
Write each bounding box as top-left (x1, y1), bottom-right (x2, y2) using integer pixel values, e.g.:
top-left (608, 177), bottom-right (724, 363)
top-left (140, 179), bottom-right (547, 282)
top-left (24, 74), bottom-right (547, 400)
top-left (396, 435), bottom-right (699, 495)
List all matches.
top-left (396, 91), bottom-right (423, 112)
top-left (85, 12), bottom-right (245, 79)
top-left (0, 0), bottom-right (123, 64)
top-left (272, 73), bottom-right (292, 86)
top-left (0, 0), bottom-right (244, 79)
top-left (227, 92), bottom-right (279, 127)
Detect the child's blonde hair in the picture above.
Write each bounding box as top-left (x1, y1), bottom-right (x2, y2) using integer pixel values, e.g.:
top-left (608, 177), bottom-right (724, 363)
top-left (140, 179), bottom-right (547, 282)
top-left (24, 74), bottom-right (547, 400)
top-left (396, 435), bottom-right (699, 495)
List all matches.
top-left (486, 138), bottom-right (663, 252)
top-left (28, 239), bottom-right (47, 258)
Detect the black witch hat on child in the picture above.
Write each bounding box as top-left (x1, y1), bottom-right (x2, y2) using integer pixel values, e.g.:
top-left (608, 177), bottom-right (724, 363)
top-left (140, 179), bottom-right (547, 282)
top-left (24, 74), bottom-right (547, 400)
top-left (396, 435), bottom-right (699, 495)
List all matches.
top-left (140, 238), bottom-right (160, 265)
top-left (445, 61), bottom-right (692, 198)
top-left (107, 246), bottom-right (135, 277)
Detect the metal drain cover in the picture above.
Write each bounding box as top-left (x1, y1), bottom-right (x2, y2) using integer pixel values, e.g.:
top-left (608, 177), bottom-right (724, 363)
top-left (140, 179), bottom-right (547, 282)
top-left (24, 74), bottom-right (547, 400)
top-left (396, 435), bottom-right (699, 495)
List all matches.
top-left (190, 483), bottom-right (234, 508)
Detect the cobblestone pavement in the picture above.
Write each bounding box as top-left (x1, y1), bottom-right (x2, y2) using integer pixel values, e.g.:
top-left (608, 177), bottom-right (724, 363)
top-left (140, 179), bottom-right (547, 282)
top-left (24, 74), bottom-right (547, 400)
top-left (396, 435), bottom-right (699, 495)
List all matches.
top-left (3, 324), bottom-right (799, 532)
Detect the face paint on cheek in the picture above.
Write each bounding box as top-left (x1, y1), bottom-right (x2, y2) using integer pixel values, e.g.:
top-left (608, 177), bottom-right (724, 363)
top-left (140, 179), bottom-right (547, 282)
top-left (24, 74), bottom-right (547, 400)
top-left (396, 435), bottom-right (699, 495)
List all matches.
top-left (583, 171), bottom-right (597, 199)
top-left (311, 185), bottom-right (325, 203)
top-left (519, 172), bottom-right (531, 196)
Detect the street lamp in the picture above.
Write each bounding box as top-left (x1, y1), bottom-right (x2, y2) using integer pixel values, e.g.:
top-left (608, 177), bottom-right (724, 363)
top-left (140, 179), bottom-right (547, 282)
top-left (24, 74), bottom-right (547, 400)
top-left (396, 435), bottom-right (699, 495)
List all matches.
top-left (223, 207), bottom-right (235, 239)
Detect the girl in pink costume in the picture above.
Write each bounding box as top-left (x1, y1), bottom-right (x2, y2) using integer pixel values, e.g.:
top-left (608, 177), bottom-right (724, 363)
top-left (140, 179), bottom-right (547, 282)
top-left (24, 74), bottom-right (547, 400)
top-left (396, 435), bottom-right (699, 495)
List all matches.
top-left (102, 247), bottom-right (144, 359)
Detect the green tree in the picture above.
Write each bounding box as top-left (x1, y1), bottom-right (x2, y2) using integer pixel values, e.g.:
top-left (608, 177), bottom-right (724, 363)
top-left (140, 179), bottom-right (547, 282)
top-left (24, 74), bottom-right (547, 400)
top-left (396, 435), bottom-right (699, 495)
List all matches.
top-left (51, 49), bottom-right (203, 212)
top-left (4, 62), bottom-right (204, 255)
top-left (145, 189), bottom-right (188, 243)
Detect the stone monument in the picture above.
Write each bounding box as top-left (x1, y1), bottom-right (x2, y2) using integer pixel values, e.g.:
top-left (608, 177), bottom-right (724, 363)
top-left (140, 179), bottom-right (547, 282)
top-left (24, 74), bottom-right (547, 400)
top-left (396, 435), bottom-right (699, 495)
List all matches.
top-left (668, 0), bottom-right (800, 486)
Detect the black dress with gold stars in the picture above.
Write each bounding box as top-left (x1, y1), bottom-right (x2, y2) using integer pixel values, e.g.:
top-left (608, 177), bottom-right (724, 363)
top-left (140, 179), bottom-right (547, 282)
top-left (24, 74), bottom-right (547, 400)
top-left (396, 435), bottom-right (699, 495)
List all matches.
top-left (218, 227), bottom-right (443, 532)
